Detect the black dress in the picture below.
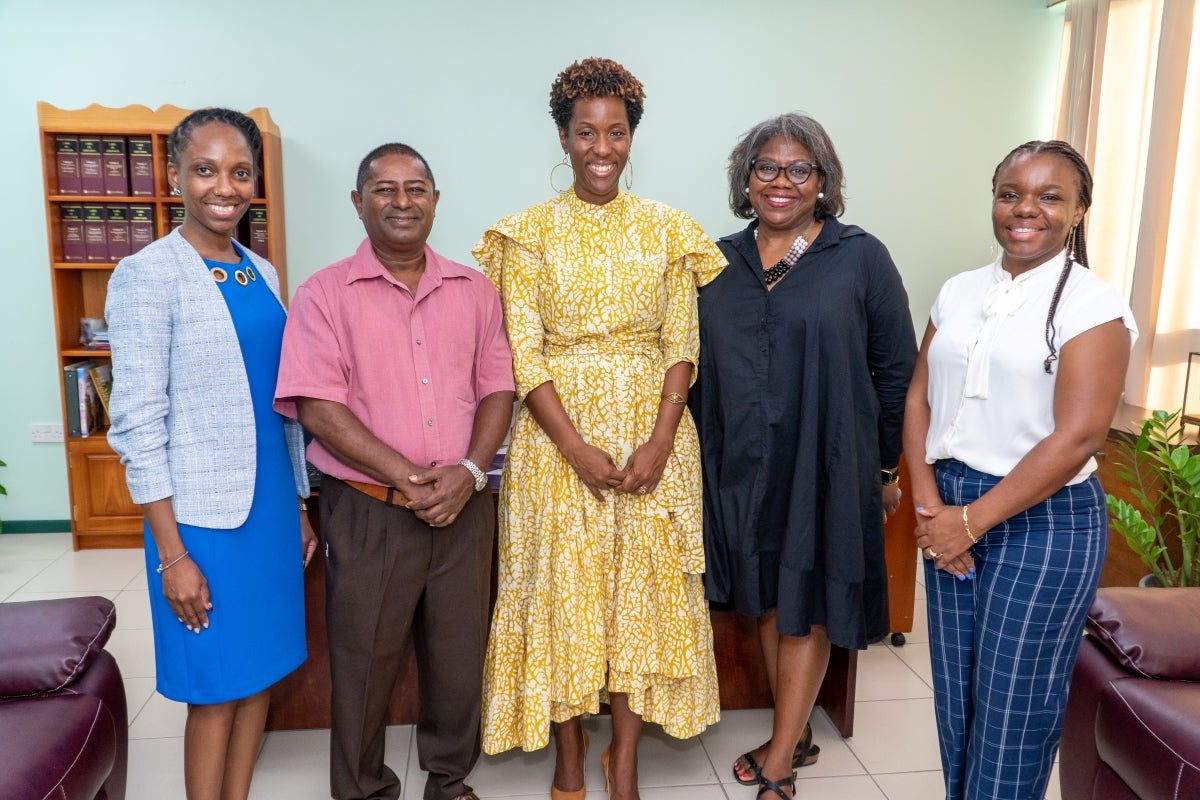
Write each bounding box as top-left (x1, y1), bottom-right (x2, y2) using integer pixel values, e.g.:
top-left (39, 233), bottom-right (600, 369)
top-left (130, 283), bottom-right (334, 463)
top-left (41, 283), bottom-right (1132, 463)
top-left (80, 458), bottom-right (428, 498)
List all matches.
top-left (692, 218), bottom-right (916, 649)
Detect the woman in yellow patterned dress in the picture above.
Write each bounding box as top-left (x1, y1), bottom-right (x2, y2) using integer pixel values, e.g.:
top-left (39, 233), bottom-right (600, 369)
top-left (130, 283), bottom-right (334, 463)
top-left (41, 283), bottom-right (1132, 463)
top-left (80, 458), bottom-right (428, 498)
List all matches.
top-left (474, 57), bottom-right (724, 800)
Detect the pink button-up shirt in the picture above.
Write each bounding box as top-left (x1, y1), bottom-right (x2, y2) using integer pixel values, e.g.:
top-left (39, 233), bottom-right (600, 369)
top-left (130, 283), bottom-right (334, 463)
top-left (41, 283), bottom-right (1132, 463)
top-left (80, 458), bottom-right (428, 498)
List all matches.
top-left (274, 238), bottom-right (514, 483)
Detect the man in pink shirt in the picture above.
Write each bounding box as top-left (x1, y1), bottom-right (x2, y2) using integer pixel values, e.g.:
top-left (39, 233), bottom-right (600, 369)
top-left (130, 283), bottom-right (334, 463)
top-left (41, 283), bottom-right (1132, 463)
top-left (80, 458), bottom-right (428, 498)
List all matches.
top-left (275, 143), bottom-right (514, 800)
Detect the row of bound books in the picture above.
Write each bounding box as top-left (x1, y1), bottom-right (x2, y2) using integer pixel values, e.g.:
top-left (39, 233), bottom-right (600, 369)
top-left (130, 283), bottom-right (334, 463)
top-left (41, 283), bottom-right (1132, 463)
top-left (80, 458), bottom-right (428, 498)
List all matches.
top-left (63, 361), bottom-right (111, 438)
top-left (55, 135), bottom-right (153, 197)
top-left (61, 204), bottom-right (270, 263)
top-left (54, 134), bottom-right (263, 197)
top-left (62, 204), bottom-right (154, 263)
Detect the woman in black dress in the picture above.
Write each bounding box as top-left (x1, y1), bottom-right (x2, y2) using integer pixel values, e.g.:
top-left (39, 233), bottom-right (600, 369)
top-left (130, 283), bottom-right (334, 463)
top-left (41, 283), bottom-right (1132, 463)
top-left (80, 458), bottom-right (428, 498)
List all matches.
top-left (693, 112), bottom-right (916, 799)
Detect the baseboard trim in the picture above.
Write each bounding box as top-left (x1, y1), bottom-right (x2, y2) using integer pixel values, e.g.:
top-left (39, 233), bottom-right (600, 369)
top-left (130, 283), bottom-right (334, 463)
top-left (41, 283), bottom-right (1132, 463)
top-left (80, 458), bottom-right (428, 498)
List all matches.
top-left (1, 520), bottom-right (72, 534)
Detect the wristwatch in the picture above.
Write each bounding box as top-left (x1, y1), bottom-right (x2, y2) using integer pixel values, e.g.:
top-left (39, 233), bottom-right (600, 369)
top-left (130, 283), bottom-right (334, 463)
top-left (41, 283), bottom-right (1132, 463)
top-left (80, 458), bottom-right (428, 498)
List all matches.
top-left (459, 458), bottom-right (488, 492)
top-left (881, 467), bottom-right (900, 486)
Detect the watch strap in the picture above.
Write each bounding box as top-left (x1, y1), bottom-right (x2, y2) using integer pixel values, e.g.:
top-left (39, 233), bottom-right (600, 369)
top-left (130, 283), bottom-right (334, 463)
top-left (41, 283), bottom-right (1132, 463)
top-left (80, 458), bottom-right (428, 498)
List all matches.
top-left (459, 458), bottom-right (488, 492)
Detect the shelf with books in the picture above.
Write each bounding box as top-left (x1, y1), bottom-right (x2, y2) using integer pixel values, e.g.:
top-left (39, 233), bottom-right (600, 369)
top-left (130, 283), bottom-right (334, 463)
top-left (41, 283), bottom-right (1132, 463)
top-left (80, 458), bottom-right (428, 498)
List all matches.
top-left (38, 102), bottom-right (289, 549)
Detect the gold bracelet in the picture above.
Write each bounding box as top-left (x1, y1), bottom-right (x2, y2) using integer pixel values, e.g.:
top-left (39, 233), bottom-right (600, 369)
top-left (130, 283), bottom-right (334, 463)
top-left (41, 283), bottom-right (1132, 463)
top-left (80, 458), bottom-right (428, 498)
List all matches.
top-left (156, 550), bottom-right (190, 574)
top-left (963, 505), bottom-right (979, 544)
top-left (662, 392), bottom-right (686, 404)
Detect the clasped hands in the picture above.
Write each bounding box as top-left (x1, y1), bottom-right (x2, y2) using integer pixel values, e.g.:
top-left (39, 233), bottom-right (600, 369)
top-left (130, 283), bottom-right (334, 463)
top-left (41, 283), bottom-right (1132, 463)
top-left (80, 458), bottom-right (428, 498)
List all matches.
top-left (567, 438), bottom-right (670, 502)
top-left (914, 504), bottom-right (976, 580)
top-left (390, 464), bottom-right (475, 528)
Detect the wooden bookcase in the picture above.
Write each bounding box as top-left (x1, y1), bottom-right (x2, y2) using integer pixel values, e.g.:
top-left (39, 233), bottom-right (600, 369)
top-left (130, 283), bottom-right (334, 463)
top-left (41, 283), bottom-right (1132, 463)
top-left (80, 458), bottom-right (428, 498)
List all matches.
top-left (37, 103), bottom-right (289, 549)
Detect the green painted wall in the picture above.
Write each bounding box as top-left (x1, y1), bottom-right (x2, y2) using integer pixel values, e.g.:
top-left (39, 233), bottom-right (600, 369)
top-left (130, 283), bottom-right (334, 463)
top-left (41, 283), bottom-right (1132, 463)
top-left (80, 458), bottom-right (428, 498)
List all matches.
top-left (0, 0), bottom-right (1063, 521)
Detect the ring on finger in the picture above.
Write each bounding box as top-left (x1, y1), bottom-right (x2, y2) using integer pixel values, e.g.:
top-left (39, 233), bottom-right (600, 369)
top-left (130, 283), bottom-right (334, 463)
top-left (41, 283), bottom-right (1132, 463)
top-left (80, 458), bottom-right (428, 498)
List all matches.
top-left (638, 485), bottom-right (648, 495)
top-left (923, 547), bottom-right (942, 560)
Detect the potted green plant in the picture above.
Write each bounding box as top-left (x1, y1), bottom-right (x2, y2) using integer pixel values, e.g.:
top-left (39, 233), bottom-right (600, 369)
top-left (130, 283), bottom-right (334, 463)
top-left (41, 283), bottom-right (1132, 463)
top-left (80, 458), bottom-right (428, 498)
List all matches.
top-left (1105, 409), bottom-right (1200, 587)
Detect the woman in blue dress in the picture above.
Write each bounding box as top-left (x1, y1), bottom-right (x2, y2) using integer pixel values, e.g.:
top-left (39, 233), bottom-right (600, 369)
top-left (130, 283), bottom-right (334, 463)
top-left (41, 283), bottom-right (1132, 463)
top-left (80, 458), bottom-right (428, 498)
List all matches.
top-left (107, 108), bottom-right (315, 800)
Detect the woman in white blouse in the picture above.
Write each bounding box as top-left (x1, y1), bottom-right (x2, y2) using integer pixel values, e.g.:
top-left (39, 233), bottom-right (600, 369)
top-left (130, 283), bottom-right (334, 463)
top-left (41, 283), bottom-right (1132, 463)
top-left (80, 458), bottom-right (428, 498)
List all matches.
top-left (902, 140), bottom-right (1137, 800)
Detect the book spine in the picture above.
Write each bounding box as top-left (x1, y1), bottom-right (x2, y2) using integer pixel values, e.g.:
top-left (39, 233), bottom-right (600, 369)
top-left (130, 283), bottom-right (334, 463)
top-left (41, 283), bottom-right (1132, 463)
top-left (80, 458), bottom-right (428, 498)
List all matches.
top-left (105, 204), bottom-right (131, 262)
top-left (82, 205), bottom-right (108, 263)
top-left (248, 207), bottom-right (269, 258)
top-left (169, 205), bottom-right (186, 231)
top-left (89, 365), bottom-right (113, 422)
top-left (78, 368), bottom-right (93, 437)
top-left (128, 137), bottom-right (155, 197)
top-left (78, 136), bottom-right (104, 195)
top-left (102, 137), bottom-right (129, 196)
top-left (55, 135), bottom-right (81, 195)
top-left (64, 363), bottom-right (83, 437)
top-left (129, 204), bottom-right (154, 253)
top-left (60, 204), bottom-right (86, 262)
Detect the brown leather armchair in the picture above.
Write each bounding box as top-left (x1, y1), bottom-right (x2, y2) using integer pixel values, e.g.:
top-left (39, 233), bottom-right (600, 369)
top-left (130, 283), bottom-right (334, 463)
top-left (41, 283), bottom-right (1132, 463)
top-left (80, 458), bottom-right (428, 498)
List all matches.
top-left (0, 595), bottom-right (128, 800)
top-left (1059, 587), bottom-right (1200, 800)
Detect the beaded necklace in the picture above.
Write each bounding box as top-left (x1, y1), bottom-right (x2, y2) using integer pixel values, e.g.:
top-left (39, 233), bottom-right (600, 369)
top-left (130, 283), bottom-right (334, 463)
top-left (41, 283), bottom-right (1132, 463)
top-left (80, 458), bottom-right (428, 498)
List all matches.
top-left (754, 221), bottom-right (814, 285)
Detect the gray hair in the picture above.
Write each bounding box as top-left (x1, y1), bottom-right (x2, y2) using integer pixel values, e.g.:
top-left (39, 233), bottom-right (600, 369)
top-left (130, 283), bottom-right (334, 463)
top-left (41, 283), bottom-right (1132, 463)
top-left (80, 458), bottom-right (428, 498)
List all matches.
top-left (727, 113), bottom-right (846, 220)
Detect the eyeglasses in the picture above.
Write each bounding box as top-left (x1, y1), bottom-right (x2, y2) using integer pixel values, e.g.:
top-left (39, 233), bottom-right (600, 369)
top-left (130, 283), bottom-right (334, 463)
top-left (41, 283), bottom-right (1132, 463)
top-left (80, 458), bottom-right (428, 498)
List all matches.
top-left (751, 159), bottom-right (819, 185)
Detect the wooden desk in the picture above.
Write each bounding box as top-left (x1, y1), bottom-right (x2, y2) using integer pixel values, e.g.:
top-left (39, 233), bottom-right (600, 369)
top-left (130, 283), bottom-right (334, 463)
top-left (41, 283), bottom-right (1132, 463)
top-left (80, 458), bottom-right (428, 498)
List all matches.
top-left (266, 474), bottom-right (919, 738)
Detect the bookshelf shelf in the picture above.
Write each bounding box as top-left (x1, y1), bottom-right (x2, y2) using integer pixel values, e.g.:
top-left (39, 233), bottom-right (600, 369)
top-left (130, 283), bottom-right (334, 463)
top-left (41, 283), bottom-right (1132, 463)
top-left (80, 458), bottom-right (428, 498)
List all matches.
top-left (38, 102), bottom-right (289, 550)
top-left (60, 349), bottom-right (111, 359)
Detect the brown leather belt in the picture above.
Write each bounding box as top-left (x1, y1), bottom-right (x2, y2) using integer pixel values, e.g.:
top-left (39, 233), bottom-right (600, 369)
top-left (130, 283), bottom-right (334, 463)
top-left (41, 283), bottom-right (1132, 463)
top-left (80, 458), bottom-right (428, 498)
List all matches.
top-left (342, 479), bottom-right (407, 507)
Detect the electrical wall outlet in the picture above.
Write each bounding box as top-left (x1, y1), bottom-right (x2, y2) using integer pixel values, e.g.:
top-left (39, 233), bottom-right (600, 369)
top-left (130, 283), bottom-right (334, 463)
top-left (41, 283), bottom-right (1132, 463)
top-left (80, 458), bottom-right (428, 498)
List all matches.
top-left (30, 423), bottom-right (64, 442)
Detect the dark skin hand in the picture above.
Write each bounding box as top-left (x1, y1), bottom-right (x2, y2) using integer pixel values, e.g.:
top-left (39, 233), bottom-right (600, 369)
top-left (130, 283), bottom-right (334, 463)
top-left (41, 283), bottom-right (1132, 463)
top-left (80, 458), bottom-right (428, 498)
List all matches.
top-left (524, 361), bottom-right (692, 501)
top-left (405, 391), bottom-right (515, 526)
top-left (144, 498), bottom-right (211, 632)
top-left (145, 497), bottom-right (317, 633)
top-left (524, 382), bottom-right (626, 501)
top-left (297, 397), bottom-right (434, 510)
top-left (297, 391), bottom-right (515, 527)
top-left (615, 361), bottom-right (692, 496)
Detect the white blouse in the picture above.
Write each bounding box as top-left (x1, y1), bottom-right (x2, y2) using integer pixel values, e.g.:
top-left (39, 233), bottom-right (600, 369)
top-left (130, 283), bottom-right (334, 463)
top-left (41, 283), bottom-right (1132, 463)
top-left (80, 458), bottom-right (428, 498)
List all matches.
top-left (924, 250), bottom-right (1138, 483)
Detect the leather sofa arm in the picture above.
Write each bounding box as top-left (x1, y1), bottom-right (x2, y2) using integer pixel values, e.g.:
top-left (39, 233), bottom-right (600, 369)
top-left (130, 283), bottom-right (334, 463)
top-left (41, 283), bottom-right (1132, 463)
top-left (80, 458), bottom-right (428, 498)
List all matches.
top-left (0, 596), bottom-right (116, 696)
top-left (1086, 587), bottom-right (1200, 680)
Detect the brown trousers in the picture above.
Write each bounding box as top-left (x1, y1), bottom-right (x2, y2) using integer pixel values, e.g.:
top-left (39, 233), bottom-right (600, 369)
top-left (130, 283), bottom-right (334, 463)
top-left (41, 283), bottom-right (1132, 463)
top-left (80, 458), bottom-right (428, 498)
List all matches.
top-left (322, 477), bottom-right (493, 800)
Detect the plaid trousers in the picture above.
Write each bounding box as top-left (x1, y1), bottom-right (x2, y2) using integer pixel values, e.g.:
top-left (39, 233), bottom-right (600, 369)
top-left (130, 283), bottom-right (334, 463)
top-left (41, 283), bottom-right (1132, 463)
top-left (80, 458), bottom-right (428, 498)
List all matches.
top-left (926, 459), bottom-right (1106, 800)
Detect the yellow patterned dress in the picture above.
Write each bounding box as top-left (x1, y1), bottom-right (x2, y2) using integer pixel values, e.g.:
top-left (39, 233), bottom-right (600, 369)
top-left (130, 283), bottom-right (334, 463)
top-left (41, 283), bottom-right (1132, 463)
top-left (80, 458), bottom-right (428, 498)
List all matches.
top-left (474, 189), bottom-right (725, 753)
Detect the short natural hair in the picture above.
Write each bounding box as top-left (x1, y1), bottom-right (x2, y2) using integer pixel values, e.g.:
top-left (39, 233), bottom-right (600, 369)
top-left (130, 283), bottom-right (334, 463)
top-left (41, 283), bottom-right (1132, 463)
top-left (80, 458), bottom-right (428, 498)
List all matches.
top-left (727, 113), bottom-right (846, 221)
top-left (356, 143), bottom-right (436, 193)
top-left (549, 57), bottom-right (646, 133)
top-left (167, 107), bottom-right (262, 172)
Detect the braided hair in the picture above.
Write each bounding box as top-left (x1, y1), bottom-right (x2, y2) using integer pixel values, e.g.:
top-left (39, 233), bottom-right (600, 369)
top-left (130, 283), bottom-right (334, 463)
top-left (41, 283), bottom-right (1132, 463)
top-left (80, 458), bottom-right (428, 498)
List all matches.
top-left (991, 140), bottom-right (1093, 373)
top-left (167, 107), bottom-right (263, 173)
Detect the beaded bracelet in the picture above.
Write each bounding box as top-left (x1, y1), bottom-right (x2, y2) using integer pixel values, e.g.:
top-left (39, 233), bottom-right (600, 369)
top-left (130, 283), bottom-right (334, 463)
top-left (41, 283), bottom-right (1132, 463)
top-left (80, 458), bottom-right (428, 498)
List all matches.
top-left (156, 550), bottom-right (190, 574)
top-left (962, 505), bottom-right (980, 544)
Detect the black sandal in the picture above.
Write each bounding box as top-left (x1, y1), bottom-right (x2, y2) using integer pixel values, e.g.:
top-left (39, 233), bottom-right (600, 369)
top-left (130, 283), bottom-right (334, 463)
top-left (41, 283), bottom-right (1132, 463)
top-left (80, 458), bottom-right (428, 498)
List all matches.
top-left (756, 771), bottom-right (797, 799)
top-left (733, 723), bottom-right (820, 785)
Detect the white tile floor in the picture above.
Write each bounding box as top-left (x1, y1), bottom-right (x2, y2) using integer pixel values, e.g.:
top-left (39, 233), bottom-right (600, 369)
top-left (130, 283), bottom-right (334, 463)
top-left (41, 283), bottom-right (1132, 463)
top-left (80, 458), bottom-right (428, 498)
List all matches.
top-left (0, 531), bottom-right (1063, 800)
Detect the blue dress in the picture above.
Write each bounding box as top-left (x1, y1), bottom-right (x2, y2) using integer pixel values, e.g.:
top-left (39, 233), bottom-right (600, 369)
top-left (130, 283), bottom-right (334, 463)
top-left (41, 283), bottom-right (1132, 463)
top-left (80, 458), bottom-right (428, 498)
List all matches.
top-left (144, 245), bottom-right (306, 704)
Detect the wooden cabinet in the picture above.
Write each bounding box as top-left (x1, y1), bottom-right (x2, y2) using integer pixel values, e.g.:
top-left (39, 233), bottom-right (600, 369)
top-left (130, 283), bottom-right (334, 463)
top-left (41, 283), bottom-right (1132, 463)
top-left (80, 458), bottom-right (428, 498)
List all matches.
top-left (37, 103), bottom-right (289, 549)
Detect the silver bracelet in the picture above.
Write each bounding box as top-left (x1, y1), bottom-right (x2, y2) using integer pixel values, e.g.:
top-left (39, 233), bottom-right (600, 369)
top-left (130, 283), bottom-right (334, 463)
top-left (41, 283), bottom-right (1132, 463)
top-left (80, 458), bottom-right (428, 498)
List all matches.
top-left (156, 550), bottom-right (190, 574)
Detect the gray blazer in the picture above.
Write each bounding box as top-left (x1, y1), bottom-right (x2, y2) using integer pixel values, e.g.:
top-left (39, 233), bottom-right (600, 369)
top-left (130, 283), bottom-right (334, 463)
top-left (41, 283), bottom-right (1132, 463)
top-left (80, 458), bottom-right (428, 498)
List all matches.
top-left (106, 229), bottom-right (309, 528)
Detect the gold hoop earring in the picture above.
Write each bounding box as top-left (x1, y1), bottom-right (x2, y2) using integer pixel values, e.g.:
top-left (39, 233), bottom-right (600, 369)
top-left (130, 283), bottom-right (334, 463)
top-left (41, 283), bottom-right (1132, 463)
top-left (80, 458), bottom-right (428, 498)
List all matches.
top-left (624, 157), bottom-right (634, 190)
top-left (550, 154), bottom-right (573, 194)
